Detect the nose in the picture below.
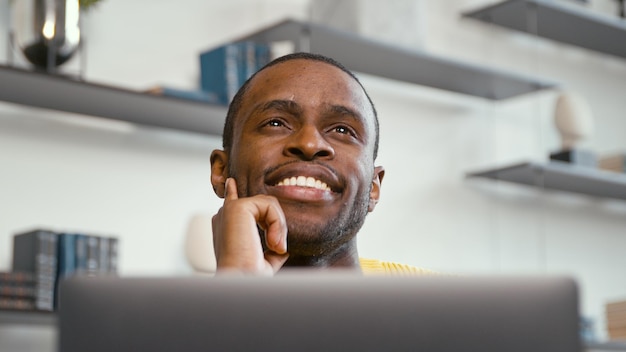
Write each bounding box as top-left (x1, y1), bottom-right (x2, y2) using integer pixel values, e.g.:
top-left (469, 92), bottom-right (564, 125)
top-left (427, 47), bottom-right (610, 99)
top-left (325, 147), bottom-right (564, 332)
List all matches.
top-left (284, 124), bottom-right (335, 160)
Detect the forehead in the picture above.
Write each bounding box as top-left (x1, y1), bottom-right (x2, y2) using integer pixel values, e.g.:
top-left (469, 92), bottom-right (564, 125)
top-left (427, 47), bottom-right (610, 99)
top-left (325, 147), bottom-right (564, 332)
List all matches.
top-left (238, 59), bottom-right (375, 127)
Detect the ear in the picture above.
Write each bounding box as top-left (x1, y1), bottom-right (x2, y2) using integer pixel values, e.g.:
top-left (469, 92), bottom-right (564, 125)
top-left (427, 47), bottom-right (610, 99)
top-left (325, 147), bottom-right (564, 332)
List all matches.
top-left (210, 150), bottom-right (229, 198)
top-left (368, 166), bottom-right (385, 212)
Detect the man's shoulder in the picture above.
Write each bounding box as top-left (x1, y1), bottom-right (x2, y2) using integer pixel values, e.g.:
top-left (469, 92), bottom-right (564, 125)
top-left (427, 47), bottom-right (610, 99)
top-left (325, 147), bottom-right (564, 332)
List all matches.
top-left (359, 258), bottom-right (439, 276)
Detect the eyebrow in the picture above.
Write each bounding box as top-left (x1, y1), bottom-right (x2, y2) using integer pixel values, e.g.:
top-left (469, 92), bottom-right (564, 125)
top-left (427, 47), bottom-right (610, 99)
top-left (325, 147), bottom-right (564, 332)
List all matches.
top-left (256, 100), bottom-right (303, 115)
top-left (325, 104), bottom-right (364, 123)
top-left (252, 100), bottom-right (365, 125)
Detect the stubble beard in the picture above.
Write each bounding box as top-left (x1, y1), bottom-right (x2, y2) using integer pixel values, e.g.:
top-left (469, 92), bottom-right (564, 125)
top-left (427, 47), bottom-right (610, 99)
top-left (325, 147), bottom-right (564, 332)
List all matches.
top-left (279, 185), bottom-right (371, 258)
top-left (228, 163), bottom-right (371, 259)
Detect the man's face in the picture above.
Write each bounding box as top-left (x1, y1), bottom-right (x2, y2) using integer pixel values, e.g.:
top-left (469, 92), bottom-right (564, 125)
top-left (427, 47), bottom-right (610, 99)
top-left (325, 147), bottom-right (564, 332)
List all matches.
top-left (217, 59), bottom-right (382, 256)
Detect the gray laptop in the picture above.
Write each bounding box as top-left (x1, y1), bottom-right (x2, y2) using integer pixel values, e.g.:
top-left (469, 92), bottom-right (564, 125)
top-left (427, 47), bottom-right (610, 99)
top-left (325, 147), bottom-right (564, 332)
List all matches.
top-left (58, 273), bottom-right (581, 352)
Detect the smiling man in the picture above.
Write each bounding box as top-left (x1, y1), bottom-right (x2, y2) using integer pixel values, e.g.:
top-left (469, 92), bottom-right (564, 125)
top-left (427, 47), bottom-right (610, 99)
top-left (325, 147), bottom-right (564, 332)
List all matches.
top-left (210, 52), bottom-right (427, 275)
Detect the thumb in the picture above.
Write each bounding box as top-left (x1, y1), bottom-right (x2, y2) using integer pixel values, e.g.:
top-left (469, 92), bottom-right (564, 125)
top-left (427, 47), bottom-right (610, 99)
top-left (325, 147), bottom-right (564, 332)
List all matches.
top-left (224, 178), bottom-right (239, 200)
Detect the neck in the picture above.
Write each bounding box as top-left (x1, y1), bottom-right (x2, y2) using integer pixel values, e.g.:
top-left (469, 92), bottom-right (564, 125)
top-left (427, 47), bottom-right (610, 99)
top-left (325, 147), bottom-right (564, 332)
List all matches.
top-left (281, 241), bottom-right (361, 270)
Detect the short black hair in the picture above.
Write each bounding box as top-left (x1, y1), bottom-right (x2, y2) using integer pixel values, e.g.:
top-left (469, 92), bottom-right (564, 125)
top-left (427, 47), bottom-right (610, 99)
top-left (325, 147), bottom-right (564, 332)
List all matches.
top-left (222, 52), bottom-right (379, 160)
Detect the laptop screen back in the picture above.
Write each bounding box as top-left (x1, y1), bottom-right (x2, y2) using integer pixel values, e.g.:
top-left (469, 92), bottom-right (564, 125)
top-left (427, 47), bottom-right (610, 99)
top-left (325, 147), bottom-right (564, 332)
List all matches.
top-left (58, 273), bottom-right (580, 352)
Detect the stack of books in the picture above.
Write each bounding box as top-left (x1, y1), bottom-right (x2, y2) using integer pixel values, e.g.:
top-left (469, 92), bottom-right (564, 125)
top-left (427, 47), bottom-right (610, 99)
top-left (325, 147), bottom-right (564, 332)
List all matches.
top-left (0, 271), bottom-right (37, 311)
top-left (2, 228), bottom-right (119, 312)
top-left (607, 299), bottom-right (626, 340)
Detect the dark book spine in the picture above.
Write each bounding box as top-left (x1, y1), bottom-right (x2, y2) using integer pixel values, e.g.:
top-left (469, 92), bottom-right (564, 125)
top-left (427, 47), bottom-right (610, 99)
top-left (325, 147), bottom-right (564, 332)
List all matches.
top-left (56, 233), bottom-right (77, 308)
top-left (74, 234), bottom-right (88, 276)
top-left (12, 229), bottom-right (58, 311)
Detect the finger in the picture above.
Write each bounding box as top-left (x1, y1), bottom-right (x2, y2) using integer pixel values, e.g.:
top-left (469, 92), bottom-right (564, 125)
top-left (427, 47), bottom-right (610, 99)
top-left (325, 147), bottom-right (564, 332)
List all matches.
top-left (224, 178), bottom-right (238, 201)
top-left (265, 251), bottom-right (290, 273)
top-left (256, 198), bottom-right (288, 255)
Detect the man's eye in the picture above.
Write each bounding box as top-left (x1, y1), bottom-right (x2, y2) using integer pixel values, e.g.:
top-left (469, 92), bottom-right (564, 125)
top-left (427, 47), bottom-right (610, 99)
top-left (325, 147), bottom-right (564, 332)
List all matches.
top-left (266, 119), bottom-right (284, 127)
top-left (333, 126), bottom-right (354, 136)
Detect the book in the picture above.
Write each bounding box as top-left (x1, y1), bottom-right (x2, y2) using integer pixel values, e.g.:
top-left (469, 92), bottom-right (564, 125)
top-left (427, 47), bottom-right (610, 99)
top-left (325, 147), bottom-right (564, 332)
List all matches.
top-left (0, 272), bottom-right (36, 300)
top-left (0, 296), bottom-right (36, 311)
top-left (146, 86), bottom-right (219, 104)
top-left (109, 237), bottom-right (119, 273)
top-left (0, 284), bottom-right (37, 298)
top-left (0, 271), bottom-right (35, 284)
top-left (86, 234), bottom-right (100, 276)
top-left (11, 229), bottom-right (58, 311)
top-left (199, 41), bottom-right (271, 105)
top-left (11, 229), bottom-right (120, 311)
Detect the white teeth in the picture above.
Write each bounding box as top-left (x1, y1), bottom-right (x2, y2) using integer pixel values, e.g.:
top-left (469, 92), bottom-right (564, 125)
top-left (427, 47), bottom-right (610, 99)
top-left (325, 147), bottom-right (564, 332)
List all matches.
top-left (276, 176), bottom-right (331, 191)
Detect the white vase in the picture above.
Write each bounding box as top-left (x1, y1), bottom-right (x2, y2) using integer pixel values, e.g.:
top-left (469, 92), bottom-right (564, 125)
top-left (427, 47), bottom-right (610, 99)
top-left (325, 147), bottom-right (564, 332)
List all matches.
top-left (184, 213), bottom-right (217, 274)
top-left (554, 91), bottom-right (594, 150)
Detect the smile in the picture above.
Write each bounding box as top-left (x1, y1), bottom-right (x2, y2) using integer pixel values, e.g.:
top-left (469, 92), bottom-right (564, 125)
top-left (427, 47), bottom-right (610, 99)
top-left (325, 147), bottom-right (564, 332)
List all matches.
top-left (276, 176), bottom-right (331, 192)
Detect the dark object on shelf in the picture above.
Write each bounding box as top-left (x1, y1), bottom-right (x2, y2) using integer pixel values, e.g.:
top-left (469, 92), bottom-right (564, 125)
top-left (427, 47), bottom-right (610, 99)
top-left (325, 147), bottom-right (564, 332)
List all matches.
top-left (463, 0), bottom-right (626, 60)
top-left (234, 19), bottom-right (556, 100)
top-left (466, 161), bottom-right (626, 200)
top-left (549, 148), bottom-right (597, 167)
top-left (12, 229), bottom-right (58, 311)
top-left (22, 41), bottom-right (74, 69)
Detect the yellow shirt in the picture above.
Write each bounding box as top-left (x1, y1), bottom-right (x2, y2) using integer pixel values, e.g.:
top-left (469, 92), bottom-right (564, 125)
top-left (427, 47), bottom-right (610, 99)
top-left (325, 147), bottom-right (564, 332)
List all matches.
top-left (359, 258), bottom-right (438, 276)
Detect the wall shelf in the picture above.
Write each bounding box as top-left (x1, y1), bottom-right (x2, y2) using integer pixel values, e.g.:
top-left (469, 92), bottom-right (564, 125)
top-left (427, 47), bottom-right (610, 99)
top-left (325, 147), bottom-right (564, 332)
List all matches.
top-left (466, 161), bottom-right (626, 201)
top-left (234, 19), bottom-right (556, 100)
top-left (0, 65), bottom-right (227, 136)
top-left (0, 18), bottom-right (557, 135)
top-left (463, 0), bottom-right (626, 60)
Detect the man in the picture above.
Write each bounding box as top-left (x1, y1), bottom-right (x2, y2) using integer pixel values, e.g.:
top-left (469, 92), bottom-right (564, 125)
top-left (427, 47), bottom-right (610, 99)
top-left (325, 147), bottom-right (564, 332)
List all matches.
top-left (210, 52), bottom-right (430, 275)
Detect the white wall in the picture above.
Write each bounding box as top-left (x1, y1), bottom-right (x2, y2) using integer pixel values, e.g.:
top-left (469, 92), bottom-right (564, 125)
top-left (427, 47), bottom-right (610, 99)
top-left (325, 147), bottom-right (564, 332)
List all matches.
top-left (1, 0), bottom-right (626, 344)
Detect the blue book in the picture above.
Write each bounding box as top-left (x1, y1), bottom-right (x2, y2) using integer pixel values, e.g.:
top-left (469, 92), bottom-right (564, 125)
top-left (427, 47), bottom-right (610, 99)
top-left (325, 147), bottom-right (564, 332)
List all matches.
top-left (57, 233), bottom-right (77, 280)
top-left (200, 42), bottom-right (271, 105)
top-left (56, 233), bottom-right (77, 308)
